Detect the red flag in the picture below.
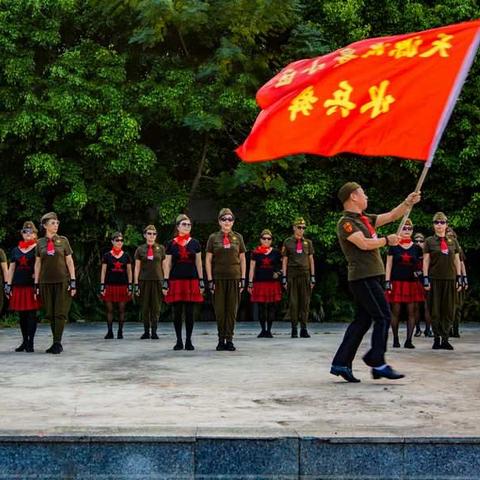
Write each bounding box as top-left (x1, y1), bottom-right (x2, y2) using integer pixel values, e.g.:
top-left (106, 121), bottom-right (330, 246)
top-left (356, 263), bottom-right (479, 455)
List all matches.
top-left (236, 20), bottom-right (480, 164)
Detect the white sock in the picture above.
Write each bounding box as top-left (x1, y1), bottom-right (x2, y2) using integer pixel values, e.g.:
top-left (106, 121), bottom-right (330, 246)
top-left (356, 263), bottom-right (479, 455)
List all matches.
top-left (373, 364), bottom-right (388, 371)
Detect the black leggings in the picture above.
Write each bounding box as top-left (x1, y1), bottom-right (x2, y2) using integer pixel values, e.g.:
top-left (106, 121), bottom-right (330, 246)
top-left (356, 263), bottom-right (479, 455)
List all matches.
top-left (254, 302), bottom-right (277, 331)
top-left (172, 302), bottom-right (194, 341)
top-left (18, 310), bottom-right (37, 344)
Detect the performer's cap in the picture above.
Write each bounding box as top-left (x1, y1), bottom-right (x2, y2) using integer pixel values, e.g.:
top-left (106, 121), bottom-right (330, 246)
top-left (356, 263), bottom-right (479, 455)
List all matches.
top-left (111, 231), bottom-right (123, 241)
top-left (433, 211), bottom-right (447, 222)
top-left (218, 208), bottom-right (234, 220)
top-left (143, 224), bottom-right (157, 233)
top-left (21, 221), bottom-right (38, 234)
top-left (293, 217), bottom-right (306, 226)
top-left (338, 182), bottom-right (361, 204)
top-left (40, 212), bottom-right (58, 225)
top-left (260, 229), bottom-right (273, 238)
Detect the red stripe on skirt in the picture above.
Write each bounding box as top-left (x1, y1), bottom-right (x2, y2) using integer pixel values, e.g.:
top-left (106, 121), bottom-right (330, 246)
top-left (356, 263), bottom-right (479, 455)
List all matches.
top-left (103, 284), bottom-right (131, 303)
top-left (386, 280), bottom-right (425, 304)
top-left (9, 285), bottom-right (41, 311)
top-left (165, 279), bottom-right (204, 304)
top-left (251, 281), bottom-right (282, 303)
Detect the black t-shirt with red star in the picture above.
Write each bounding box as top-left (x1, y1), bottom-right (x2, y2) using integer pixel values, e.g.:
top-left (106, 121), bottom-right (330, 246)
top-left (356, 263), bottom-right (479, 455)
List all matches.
top-left (11, 247), bottom-right (36, 285)
top-left (165, 238), bottom-right (201, 280)
top-left (252, 249), bottom-right (282, 282)
top-left (388, 244), bottom-right (423, 282)
top-left (102, 251), bottom-right (131, 285)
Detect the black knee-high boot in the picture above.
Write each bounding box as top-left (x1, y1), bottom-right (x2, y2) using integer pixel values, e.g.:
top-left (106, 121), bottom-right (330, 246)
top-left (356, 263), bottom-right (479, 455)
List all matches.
top-left (16, 312), bottom-right (28, 352)
top-left (185, 303), bottom-right (195, 350)
top-left (26, 310), bottom-right (37, 352)
top-left (173, 303), bottom-right (184, 350)
top-left (266, 303), bottom-right (276, 338)
top-left (256, 303), bottom-right (267, 337)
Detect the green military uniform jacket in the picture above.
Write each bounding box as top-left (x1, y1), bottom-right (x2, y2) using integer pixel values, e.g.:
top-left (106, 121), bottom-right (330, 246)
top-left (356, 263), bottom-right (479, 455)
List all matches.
top-left (282, 236), bottom-right (314, 278)
top-left (36, 236), bottom-right (73, 284)
top-left (337, 211), bottom-right (384, 281)
top-left (135, 243), bottom-right (165, 281)
top-left (206, 231), bottom-right (246, 280)
top-left (424, 235), bottom-right (460, 280)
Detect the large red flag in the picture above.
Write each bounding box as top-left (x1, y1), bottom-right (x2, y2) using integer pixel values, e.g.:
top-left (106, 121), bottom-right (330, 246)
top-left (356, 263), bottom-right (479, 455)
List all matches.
top-left (236, 20), bottom-right (480, 164)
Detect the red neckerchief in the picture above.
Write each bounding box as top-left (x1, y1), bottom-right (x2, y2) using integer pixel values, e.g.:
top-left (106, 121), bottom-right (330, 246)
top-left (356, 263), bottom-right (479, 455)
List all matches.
top-left (19, 239), bottom-right (36, 249)
top-left (46, 237), bottom-right (55, 256)
top-left (296, 238), bottom-right (303, 253)
top-left (399, 239), bottom-right (412, 246)
top-left (111, 247), bottom-right (123, 256)
top-left (174, 234), bottom-right (190, 247)
top-left (147, 244), bottom-right (154, 260)
top-left (223, 232), bottom-right (231, 248)
top-left (359, 214), bottom-right (377, 238)
top-left (439, 236), bottom-right (449, 254)
top-left (254, 245), bottom-right (270, 254)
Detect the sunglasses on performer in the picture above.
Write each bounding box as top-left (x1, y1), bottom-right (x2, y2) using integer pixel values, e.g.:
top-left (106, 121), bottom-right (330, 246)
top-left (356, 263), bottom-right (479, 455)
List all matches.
top-left (146, 232), bottom-right (157, 236)
top-left (114, 238), bottom-right (124, 242)
top-left (295, 225), bottom-right (306, 230)
top-left (402, 226), bottom-right (413, 231)
top-left (179, 222), bottom-right (191, 227)
top-left (261, 236), bottom-right (272, 241)
top-left (433, 220), bottom-right (447, 225)
top-left (21, 228), bottom-right (33, 234)
top-left (220, 217), bottom-right (234, 222)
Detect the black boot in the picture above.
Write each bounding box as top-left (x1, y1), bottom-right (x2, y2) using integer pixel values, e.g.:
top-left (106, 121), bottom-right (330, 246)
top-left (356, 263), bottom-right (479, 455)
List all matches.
top-left (104, 325), bottom-right (114, 339)
top-left (140, 330), bottom-right (150, 339)
top-left (216, 339), bottom-right (226, 351)
top-left (51, 342), bottom-right (63, 354)
top-left (15, 342), bottom-right (27, 352)
top-left (432, 337), bottom-right (441, 349)
top-left (393, 337), bottom-right (400, 348)
top-left (414, 325), bottom-right (422, 337)
top-left (173, 340), bottom-right (183, 350)
top-left (424, 327), bottom-right (433, 337)
top-left (225, 341), bottom-right (236, 351)
top-left (257, 330), bottom-right (267, 338)
top-left (300, 328), bottom-right (310, 338)
top-left (404, 339), bottom-right (415, 349)
top-left (25, 338), bottom-right (34, 353)
top-left (440, 338), bottom-right (454, 350)
top-left (151, 328), bottom-right (159, 340)
top-left (291, 326), bottom-right (298, 338)
top-left (185, 338), bottom-right (195, 351)
top-left (117, 327), bottom-right (123, 339)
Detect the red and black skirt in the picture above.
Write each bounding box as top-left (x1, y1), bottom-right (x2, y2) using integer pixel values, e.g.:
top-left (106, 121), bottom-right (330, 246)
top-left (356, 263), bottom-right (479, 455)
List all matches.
top-left (9, 286), bottom-right (42, 311)
top-left (164, 279), bottom-right (204, 304)
top-left (251, 281), bottom-right (282, 303)
top-left (386, 280), bottom-right (425, 304)
top-left (103, 284), bottom-right (131, 303)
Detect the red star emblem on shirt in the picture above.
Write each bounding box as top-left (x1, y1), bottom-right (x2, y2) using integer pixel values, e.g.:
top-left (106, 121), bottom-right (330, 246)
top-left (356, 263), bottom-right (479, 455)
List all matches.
top-left (18, 255), bottom-right (29, 267)
top-left (400, 252), bottom-right (412, 265)
top-left (261, 257), bottom-right (273, 268)
top-left (112, 261), bottom-right (123, 272)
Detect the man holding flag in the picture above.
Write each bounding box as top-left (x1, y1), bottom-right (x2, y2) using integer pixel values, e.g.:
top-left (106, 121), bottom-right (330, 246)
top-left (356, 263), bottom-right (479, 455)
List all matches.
top-left (331, 182), bottom-right (420, 383)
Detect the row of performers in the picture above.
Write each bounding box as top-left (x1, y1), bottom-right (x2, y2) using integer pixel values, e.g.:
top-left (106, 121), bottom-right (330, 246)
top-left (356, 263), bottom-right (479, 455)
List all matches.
top-left (1, 209), bottom-right (316, 354)
top-left (383, 212), bottom-right (468, 350)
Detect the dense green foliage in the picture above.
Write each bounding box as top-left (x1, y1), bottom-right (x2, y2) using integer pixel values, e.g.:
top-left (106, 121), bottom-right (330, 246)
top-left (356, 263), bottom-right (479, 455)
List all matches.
top-left (0, 0), bottom-right (479, 321)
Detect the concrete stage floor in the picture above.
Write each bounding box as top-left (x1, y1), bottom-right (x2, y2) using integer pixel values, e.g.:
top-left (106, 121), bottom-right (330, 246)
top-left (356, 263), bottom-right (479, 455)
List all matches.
top-left (0, 321), bottom-right (478, 438)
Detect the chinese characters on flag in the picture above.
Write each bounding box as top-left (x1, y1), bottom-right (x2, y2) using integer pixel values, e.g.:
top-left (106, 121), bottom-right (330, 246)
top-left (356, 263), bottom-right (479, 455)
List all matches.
top-left (236, 21), bottom-right (480, 163)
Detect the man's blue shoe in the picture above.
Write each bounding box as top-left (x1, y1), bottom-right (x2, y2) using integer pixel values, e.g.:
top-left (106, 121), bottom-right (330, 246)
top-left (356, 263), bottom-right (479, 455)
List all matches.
top-left (330, 365), bottom-right (360, 383)
top-left (372, 365), bottom-right (405, 380)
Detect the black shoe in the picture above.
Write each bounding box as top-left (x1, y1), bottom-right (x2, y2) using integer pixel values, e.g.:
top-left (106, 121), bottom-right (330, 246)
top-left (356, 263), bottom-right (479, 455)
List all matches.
top-left (225, 341), bottom-right (236, 351)
top-left (173, 340), bottom-right (183, 351)
top-left (151, 332), bottom-right (159, 340)
top-left (185, 339), bottom-right (195, 351)
top-left (291, 327), bottom-right (298, 338)
top-left (300, 328), bottom-right (310, 338)
top-left (15, 342), bottom-right (27, 352)
top-left (432, 337), bottom-right (441, 349)
top-left (104, 330), bottom-right (114, 339)
top-left (140, 332), bottom-right (150, 340)
top-left (330, 365), bottom-right (360, 383)
top-left (440, 339), bottom-right (454, 350)
top-left (45, 344), bottom-right (55, 353)
top-left (257, 330), bottom-right (267, 338)
top-left (117, 330), bottom-right (123, 339)
top-left (216, 340), bottom-right (225, 351)
top-left (50, 343), bottom-right (63, 355)
top-left (393, 339), bottom-right (400, 348)
top-left (414, 327), bottom-right (422, 337)
top-left (425, 328), bottom-right (434, 338)
top-left (404, 340), bottom-right (415, 349)
top-left (25, 341), bottom-right (34, 353)
top-left (265, 331), bottom-right (273, 338)
top-left (372, 365), bottom-right (405, 380)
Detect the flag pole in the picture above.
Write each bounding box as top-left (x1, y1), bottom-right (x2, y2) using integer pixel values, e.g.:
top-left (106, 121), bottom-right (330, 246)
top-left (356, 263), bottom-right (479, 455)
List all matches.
top-left (396, 163), bottom-right (430, 236)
